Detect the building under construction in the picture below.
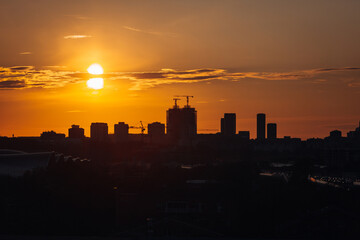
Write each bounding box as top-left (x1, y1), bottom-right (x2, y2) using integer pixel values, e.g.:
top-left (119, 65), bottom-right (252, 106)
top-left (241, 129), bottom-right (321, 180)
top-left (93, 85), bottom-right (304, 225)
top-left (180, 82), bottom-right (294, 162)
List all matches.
top-left (166, 96), bottom-right (197, 140)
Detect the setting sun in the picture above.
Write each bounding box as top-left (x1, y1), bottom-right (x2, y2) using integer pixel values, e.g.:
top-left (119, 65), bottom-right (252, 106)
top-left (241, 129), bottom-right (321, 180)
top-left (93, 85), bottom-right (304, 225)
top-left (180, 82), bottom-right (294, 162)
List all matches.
top-left (87, 78), bottom-right (104, 90)
top-left (87, 63), bottom-right (104, 75)
top-left (87, 63), bottom-right (104, 89)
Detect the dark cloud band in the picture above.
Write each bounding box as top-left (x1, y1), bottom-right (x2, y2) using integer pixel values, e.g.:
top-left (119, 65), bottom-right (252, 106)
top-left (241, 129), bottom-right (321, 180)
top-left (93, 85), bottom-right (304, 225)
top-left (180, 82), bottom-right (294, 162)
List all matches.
top-left (0, 66), bottom-right (359, 90)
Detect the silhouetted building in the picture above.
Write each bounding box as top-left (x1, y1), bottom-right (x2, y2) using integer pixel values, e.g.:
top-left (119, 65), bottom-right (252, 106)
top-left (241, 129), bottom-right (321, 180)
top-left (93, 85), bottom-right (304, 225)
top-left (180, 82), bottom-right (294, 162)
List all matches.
top-left (148, 122), bottom-right (165, 137)
top-left (257, 113), bottom-right (266, 140)
top-left (181, 106), bottom-right (197, 137)
top-left (267, 123), bottom-right (277, 139)
top-left (221, 113), bottom-right (236, 136)
top-left (167, 102), bottom-right (197, 140)
top-left (167, 104), bottom-right (181, 138)
top-left (90, 122), bottom-right (108, 141)
top-left (114, 122), bottom-right (129, 141)
top-left (68, 125), bottom-right (85, 139)
top-left (238, 131), bottom-right (250, 140)
top-left (40, 131), bottom-right (66, 141)
top-left (330, 130), bottom-right (342, 139)
top-left (220, 118), bottom-right (224, 133)
top-left (347, 121), bottom-right (360, 139)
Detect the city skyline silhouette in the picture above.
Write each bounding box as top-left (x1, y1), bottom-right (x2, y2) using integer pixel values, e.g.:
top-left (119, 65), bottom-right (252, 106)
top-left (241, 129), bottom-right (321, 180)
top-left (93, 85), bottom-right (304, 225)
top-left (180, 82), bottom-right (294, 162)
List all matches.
top-left (30, 100), bottom-right (360, 141)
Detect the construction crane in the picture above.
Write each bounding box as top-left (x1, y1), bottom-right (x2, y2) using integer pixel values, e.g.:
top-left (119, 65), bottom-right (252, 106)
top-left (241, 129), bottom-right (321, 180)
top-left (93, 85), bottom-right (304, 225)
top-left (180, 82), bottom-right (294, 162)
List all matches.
top-left (129, 121), bottom-right (146, 134)
top-left (174, 95), bottom-right (194, 107)
top-left (140, 121), bottom-right (145, 134)
top-left (173, 98), bottom-right (181, 108)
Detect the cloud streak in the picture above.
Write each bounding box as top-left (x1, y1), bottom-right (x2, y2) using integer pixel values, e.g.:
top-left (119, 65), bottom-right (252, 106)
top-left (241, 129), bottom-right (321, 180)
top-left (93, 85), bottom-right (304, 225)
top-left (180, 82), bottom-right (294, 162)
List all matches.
top-left (0, 65), bottom-right (359, 90)
top-left (124, 68), bottom-right (226, 90)
top-left (119, 67), bottom-right (360, 90)
top-left (123, 26), bottom-right (176, 37)
top-left (0, 66), bottom-right (83, 90)
top-left (65, 15), bottom-right (91, 20)
top-left (63, 35), bottom-right (92, 39)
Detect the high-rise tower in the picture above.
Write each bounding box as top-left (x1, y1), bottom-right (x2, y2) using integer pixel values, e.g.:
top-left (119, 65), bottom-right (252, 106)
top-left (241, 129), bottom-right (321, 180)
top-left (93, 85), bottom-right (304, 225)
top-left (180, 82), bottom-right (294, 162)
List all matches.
top-left (166, 98), bottom-right (197, 140)
top-left (90, 122), bottom-right (108, 141)
top-left (267, 123), bottom-right (277, 139)
top-left (68, 125), bottom-right (85, 139)
top-left (114, 122), bottom-right (129, 141)
top-left (257, 113), bottom-right (266, 140)
top-left (221, 113), bottom-right (236, 136)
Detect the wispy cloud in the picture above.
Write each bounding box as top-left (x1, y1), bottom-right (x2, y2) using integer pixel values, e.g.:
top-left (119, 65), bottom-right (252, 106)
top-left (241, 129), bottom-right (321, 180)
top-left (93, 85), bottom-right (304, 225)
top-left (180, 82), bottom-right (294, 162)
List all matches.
top-left (0, 65), bottom-right (359, 90)
top-left (123, 26), bottom-right (176, 37)
top-left (65, 15), bottom-right (91, 20)
top-left (124, 68), bottom-right (226, 90)
top-left (313, 67), bottom-right (360, 72)
top-left (227, 67), bottom-right (360, 81)
top-left (123, 67), bottom-right (360, 90)
top-left (43, 65), bottom-right (67, 69)
top-left (19, 52), bottom-right (32, 55)
top-left (0, 66), bottom-right (84, 90)
top-left (64, 35), bottom-right (92, 39)
top-left (0, 80), bottom-right (25, 89)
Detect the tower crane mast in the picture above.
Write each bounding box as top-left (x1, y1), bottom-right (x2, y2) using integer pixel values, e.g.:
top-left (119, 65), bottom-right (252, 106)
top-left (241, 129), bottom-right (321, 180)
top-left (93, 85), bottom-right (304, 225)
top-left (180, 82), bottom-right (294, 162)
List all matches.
top-left (173, 98), bottom-right (181, 108)
top-left (174, 95), bottom-right (194, 107)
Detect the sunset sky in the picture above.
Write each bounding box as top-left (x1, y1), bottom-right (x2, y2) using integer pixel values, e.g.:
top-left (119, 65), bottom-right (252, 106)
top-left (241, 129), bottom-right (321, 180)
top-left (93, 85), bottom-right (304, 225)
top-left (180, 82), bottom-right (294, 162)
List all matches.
top-left (0, 0), bottom-right (359, 139)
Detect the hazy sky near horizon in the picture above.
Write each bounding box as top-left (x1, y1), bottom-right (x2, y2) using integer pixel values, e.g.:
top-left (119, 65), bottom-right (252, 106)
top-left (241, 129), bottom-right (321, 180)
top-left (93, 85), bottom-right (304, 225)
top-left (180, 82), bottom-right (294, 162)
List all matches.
top-left (0, 0), bottom-right (359, 139)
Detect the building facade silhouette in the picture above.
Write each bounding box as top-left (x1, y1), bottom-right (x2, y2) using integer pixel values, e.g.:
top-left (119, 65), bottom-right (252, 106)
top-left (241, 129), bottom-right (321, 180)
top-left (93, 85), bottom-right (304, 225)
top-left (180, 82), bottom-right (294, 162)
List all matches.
top-left (267, 123), bottom-right (277, 139)
top-left (347, 121), bottom-right (360, 139)
top-left (90, 122), bottom-right (108, 141)
top-left (40, 131), bottom-right (66, 141)
top-left (238, 131), bottom-right (250, 140)
top-left (148, 122), bottom-right (165, 137)
top-left (68, 125), bottom-right (85, 139)
top-left (166, 103), bottom-right (197, 140)
top-left (221, 113), bottom-right (236, 136)
top-left (114, 122), bottom-right (129, 141)
top-left (330, 130), bottom-right (342, 139)
top-left (257, 113), bottom-right (266, 140)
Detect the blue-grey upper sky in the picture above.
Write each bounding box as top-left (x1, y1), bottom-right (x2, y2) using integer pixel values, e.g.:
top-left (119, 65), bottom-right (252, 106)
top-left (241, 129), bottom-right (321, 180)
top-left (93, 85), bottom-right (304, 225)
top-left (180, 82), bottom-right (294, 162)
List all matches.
top-left (1, 0), bottom-right (360, 71)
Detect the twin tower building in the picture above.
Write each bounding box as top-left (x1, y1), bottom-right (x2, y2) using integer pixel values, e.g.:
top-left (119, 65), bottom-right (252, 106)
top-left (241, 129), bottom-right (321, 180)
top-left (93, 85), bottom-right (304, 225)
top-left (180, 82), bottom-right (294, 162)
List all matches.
top-left (220, 113), bottom-right (277, 140)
